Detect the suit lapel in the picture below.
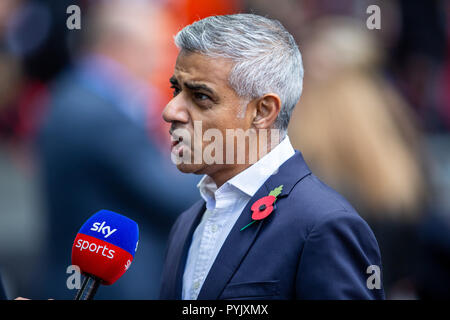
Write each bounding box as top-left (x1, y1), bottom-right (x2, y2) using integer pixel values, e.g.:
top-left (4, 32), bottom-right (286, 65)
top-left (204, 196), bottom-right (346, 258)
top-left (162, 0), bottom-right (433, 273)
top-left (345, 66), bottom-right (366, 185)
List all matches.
top-left (196, 184), bottom-right (268, 300)
top-left (167, 200), bottom-right (205, 299)
top-left (197, 151), bottom-right (311, 299)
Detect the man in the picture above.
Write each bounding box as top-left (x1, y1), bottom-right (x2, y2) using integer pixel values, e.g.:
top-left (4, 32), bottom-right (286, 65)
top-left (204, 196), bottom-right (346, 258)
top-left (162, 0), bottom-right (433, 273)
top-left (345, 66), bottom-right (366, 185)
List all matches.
top-left (159, 14), bottom-right (384, 300)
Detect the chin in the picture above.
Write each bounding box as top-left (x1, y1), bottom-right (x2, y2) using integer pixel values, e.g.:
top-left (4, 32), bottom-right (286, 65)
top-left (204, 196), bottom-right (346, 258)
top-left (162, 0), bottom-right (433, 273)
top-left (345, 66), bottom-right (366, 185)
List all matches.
top-left (175, 163), bottom-right (194, 173)
top-left (175, 162), bottom-right (206, 175)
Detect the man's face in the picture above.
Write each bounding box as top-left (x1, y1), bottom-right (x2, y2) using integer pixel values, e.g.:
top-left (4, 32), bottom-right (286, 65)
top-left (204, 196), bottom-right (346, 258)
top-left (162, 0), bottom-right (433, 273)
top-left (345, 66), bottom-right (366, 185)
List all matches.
top-left (162, 51), bottom-right (253, 177)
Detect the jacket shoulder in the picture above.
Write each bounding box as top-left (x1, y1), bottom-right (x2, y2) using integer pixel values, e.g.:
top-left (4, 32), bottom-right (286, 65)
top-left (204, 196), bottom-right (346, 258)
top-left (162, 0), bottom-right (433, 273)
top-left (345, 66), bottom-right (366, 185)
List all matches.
top-left (281, 173), bottom-right (371, 235)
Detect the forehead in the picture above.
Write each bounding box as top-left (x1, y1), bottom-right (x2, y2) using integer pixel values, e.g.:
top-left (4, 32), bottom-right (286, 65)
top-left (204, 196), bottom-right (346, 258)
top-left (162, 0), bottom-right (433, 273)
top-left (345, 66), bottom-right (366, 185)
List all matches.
top-left (173, 51), bottom-right (234, 89)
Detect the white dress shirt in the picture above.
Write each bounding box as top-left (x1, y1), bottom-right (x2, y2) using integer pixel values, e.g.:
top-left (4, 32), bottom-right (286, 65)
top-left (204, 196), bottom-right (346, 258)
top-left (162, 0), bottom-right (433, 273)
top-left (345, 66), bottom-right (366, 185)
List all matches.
top-left (182, 136), bottom-right (295, 300)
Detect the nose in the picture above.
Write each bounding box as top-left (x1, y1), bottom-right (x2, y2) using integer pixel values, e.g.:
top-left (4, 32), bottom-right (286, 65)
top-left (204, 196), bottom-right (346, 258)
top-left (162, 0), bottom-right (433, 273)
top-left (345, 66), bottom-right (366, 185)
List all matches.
top-left (162, 95), bottom-right (189, 124)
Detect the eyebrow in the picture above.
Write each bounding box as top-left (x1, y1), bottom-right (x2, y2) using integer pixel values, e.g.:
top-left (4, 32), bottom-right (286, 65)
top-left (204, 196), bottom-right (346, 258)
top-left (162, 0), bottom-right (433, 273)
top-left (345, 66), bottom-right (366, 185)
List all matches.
top-left (169, 76), bottom-right (215, 95)
top-left (184, 82), bottom-right (215, 95)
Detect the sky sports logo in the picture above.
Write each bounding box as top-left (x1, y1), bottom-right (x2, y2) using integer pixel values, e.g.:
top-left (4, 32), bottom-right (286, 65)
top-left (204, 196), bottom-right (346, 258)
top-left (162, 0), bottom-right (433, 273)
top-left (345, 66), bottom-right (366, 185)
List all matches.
top-left (72, 221), bottom-right (119, 259)
top-left (74, 238), bottom-right (115, 259)
top-left (90, 221), bottom-right (117, 238)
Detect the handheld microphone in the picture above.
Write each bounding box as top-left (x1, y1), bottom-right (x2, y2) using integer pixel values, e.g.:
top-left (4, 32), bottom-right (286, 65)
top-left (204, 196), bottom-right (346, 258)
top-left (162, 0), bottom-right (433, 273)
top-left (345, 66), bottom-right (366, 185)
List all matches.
top-left (71, 210), bottom-right (139, 300)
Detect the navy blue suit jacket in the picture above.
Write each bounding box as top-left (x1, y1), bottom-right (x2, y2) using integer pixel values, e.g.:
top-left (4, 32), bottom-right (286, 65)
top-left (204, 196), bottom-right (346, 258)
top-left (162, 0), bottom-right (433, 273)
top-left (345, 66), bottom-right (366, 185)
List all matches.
top-left (160, 151), bottom-right (385, 299)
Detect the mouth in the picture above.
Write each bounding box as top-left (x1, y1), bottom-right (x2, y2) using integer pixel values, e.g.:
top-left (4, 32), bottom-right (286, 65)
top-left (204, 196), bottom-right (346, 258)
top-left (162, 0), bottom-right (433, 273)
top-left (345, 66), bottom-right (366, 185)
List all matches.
top-left (171, 137), bottom-right (180, 148)
top-left (170, 134), bottom-right (184, 157)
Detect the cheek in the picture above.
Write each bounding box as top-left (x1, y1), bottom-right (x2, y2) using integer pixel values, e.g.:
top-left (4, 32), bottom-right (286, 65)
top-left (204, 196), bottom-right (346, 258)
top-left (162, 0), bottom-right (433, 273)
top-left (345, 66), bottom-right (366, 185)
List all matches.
top-left (202, 117), bottom-right (238, 140)
top-left (222, 112), bottom-right (250, 131)
top-left (191, 99), bottom-right (249, 139)
top-left (218, 101), bottom-right (248, 127)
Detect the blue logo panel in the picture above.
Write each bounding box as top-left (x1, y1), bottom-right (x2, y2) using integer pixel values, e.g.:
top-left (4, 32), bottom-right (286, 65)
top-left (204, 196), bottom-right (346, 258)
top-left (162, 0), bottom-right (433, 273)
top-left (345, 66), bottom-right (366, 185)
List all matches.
top-left (78, 210), bottom-right (139, 256)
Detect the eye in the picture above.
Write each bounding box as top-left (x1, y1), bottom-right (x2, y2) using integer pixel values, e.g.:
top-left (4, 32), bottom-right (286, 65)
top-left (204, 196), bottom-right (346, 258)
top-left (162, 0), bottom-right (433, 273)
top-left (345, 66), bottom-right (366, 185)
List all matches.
top-left (194, 92), bottom-right (210, 101)
top-left (170, 85), bottom-right (180, 97)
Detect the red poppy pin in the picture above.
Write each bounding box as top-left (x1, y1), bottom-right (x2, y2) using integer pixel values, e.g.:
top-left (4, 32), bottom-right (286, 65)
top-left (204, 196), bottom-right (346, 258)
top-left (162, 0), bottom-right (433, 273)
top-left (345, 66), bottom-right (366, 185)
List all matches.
top-left (240, 185), bottom-right (283, 231)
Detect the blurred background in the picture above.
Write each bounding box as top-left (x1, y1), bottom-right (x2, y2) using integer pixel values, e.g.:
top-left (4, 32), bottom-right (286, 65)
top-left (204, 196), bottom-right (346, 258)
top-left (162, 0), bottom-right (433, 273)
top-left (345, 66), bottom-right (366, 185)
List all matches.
top-left (0, 0), bottom-right (449, 299)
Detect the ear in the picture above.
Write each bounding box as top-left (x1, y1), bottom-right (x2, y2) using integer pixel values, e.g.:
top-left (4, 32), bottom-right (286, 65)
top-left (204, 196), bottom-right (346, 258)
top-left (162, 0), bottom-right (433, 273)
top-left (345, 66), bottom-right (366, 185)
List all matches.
top-left (252, 93), bottom-right (281, 129)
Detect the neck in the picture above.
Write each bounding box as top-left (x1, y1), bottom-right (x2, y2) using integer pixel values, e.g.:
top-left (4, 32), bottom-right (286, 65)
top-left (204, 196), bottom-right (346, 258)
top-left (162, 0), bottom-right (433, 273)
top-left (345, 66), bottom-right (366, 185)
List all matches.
top-left (208, 131), bottom-right (284, 188)
top-left (208, 164), bottom-right (252, 189)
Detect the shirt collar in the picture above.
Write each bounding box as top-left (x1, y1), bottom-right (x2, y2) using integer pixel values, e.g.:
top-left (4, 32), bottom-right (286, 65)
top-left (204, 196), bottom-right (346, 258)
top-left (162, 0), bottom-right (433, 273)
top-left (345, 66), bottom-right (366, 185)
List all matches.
top-left (197, 136), bottom-right (295, 209)
top-left (197, 175), bottom-right (218, 210)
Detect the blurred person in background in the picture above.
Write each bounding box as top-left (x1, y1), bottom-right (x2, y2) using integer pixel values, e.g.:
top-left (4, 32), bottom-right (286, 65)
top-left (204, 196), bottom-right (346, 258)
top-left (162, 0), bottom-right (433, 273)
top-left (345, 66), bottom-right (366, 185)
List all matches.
top-left (288, 16), bottom-right (430, 299)
top-left (34, 0), bottom-right (199, 299)
top-left (0, 0), bottom-right (59, 299)
top-left (390, 0), bottom-right (447, 132)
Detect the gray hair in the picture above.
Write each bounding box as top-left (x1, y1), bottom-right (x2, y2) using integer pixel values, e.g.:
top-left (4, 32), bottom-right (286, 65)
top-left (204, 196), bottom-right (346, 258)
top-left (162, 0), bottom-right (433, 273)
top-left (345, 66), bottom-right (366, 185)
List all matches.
top-left (174, 14), bottom-right (304, 134)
